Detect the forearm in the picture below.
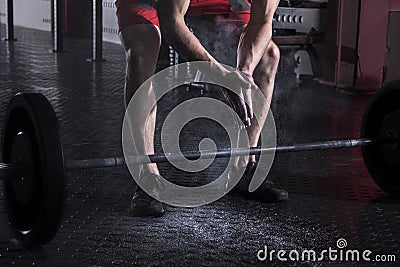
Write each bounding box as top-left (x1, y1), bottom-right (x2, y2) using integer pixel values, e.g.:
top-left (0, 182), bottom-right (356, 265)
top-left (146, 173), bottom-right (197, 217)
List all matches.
top-left (237, 0), bottom-right (279, 76)
top-left (237, 21), bottom-right (273, 76)
top-left (160, 17), bottom-right (216, 63)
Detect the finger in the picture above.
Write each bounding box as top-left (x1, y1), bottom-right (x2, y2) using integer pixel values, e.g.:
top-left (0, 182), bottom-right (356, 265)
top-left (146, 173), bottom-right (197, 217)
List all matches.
top-left (224, 89), bottom-right (246, 128)
top-left (241, 78), bottom-right (251, 91)
top-left (243, 88), bottom-right (253, 120)
top-left (238, 90), bottom-right (250, 127)
top-left (231, 89), bottom-right (248, 127)
top-left (251, 82), bottom-right (258, 91)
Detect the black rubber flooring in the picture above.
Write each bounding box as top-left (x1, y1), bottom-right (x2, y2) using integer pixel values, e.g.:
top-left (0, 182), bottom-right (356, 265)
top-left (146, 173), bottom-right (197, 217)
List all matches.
top-left (0, 26), bottom-right (399, 266)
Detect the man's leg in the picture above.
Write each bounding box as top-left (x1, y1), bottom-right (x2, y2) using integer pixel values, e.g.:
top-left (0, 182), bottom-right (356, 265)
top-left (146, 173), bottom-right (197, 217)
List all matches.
top-left (230, 2), bottom-right (288, 201)
top-left (236, 0), bottom-right (280, 75)
top-left (231, 39), bottom-right (288, 203)
top-left (119, 24), bottom-right (161, 176)
top-left (184, 15), bottom-right (286, 202)
top-left (119, 24), bottom-right (164, 216)
top-left (236, 41), bottom-right (280, 167)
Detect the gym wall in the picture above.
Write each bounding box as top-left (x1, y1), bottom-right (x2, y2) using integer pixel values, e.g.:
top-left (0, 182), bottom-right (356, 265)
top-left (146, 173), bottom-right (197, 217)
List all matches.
top-left (102, 0), bottom-right (119, 44)
top-left (0, 0), bottom-right (51, 31)
top-left (0, 0), bottom-right (120, 44)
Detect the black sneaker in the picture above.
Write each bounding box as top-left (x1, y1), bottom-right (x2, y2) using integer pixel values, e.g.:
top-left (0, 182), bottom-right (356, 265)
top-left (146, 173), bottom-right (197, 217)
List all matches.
top-left (130, 174), bottom-right (165, 217)
top-left (230, 162), bottom-right (289, 203)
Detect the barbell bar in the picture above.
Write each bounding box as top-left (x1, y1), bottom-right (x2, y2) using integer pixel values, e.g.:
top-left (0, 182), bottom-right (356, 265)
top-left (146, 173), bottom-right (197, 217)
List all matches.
top-left (63, 138), bottom-right (378, 168)
top-left (1, 79), bottom-right (400, 248)
top-left (0, 137), bottom-right (382, 176)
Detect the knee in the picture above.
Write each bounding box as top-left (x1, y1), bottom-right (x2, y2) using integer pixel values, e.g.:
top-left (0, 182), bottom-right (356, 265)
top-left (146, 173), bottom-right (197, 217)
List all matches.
top-left (265, 42), bottom-right (280, 66)
top-left (253, 42), bottom-right (280, 83)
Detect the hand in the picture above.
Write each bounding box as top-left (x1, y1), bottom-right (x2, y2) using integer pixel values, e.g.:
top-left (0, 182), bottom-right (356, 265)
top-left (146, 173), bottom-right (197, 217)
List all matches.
top-left (197, 61), bottom-right (257, 126)
top-left (218, 69), bottom-right (256, 127)
top-left (240, 73), bottom-right (255, 122)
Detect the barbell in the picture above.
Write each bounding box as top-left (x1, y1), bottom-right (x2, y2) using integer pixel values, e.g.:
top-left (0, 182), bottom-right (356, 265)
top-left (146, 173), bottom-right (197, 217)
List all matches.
top-left (1, 79), bottom-right (400, 248)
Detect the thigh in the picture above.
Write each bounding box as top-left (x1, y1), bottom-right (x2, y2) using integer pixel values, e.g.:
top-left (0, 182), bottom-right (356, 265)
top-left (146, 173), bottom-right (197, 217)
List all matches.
top-left (119, 24), bottom-right (161, 83)
top-left (116, 0), bottom-right (160, 30)
top-left (119, 24), bottom-right (161, 52)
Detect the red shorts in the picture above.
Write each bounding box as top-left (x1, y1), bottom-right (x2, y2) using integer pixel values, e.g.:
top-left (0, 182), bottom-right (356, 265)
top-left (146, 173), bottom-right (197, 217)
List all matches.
top-left (187, 0), bottom-right (251, 24)
top-left (115, 0), bottom-right (251, 31)
top-left (115, 0), bottom-right (160, 30)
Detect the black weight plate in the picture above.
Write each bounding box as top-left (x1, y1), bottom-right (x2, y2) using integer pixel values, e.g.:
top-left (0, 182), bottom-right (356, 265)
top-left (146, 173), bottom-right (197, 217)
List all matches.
top-left (378, 110), bottom-right (400, 167)
top-left (2, 93), bottom-right (65, 247)
top-left (361, 79), bottom-right (400, 197)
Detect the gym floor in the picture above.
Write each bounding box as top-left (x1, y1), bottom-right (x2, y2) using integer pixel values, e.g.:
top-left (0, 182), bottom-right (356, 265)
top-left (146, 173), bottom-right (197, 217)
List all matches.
top-left (0, 26), bottom-right (399, 266)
